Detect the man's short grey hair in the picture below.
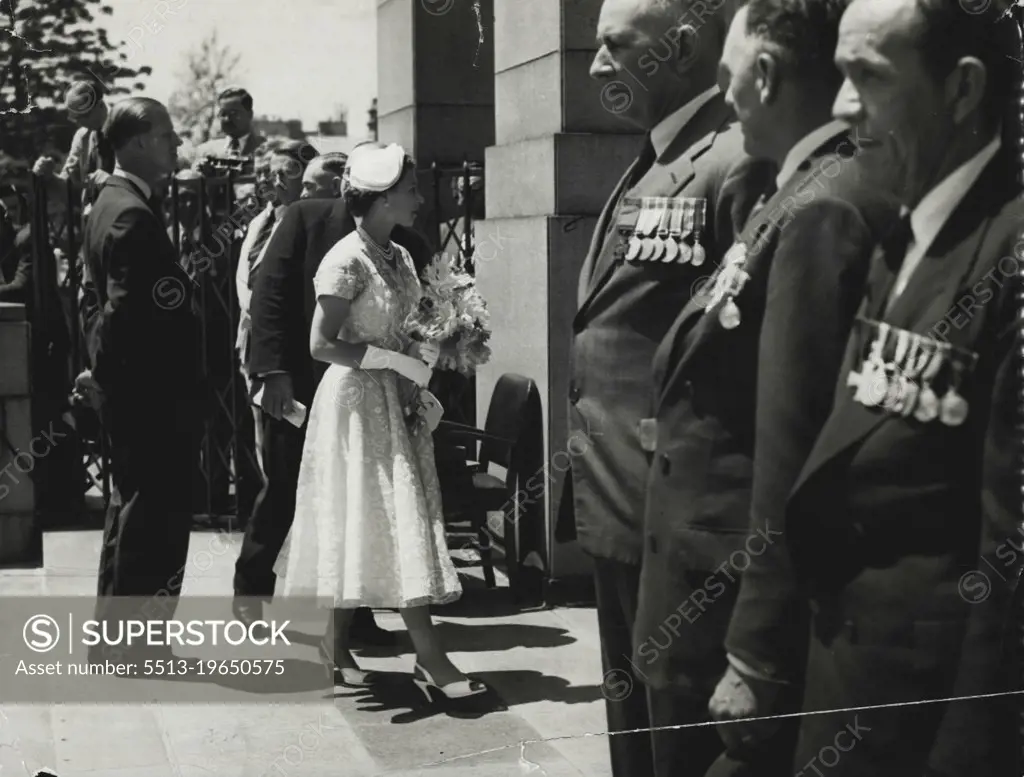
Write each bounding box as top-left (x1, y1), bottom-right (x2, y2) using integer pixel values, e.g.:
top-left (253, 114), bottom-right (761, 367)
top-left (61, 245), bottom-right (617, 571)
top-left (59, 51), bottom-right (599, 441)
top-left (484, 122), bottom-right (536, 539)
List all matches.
top-left (103, 97), bottom-right (167, 150)
top-left (314, 152), bottom-right (348, 177)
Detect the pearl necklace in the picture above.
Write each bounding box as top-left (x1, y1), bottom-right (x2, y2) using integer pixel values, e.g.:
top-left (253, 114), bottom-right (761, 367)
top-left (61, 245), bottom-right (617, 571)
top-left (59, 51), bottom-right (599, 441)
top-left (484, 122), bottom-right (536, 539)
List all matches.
top-left (357, 225), bottom-right (396, 265)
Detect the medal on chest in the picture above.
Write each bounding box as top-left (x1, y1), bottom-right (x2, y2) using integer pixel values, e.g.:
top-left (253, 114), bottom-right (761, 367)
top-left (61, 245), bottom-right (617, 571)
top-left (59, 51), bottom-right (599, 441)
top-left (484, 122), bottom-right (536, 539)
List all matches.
top-left (847, 318), bottom-right (978, 426)
top-left (703, 241), bottom-right (750, 329)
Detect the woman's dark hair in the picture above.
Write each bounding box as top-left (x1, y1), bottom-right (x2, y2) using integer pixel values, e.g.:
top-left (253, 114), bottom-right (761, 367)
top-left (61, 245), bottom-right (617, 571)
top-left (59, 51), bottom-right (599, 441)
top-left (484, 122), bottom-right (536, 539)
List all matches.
top-left (343, 156), bottom-right (416, 217)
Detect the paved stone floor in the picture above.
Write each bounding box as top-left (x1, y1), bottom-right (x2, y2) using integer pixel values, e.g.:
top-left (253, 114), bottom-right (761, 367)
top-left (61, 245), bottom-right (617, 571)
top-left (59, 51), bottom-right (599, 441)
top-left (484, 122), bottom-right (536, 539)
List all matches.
top-left (0, 531), bottom-right (613, 777)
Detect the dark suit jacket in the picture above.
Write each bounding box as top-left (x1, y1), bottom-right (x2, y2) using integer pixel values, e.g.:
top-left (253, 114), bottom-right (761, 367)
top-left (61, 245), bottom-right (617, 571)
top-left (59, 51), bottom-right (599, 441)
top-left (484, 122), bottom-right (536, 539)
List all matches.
top-left (247, 197), bottom-right (433, 407)
top-left (787, 146), bottom-right (1021, 776)
top-left (722, 132), bottom-right (900, 682)
top-left (0, 217), bottom-right (31, 303)
top-left (82, 176), bottom-right (199, 397)
top-left (632, 132), bottom-right (896, 692)
top-left (567, 90), bottom-right (762, 564)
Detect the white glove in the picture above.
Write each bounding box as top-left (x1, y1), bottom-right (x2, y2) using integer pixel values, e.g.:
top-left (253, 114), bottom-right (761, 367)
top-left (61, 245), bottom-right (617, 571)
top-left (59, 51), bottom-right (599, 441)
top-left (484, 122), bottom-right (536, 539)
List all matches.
top-left (361, 346), bottom-right (431, 388)
top-left (410, 340), bottom-right (440, 369)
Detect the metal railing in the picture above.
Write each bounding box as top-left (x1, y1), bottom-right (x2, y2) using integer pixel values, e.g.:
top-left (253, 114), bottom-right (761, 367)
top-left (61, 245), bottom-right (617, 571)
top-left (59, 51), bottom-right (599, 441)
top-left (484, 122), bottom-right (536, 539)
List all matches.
top-left (20, 159), bottom-right (487, 527)
top-left (26, 172), bottom-right (262, 530)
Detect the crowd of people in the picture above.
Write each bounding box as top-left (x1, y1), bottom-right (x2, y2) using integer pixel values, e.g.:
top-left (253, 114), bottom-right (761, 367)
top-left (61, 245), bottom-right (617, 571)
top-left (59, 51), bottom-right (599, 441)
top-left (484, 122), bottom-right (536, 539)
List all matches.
top-left (2, 0), bottom-right (1021, 774)
top-left (561, 0), bottom-right (1021, 775)
top-left (3, 69), bottom-right (490, 707)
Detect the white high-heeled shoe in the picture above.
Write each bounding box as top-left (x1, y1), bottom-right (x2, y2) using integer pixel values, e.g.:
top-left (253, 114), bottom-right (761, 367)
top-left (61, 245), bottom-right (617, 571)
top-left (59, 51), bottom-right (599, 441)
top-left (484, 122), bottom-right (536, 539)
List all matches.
top-left (412, 663), bottom-right (488, 702)
top-left (319, 637), bottom-right (375, 688)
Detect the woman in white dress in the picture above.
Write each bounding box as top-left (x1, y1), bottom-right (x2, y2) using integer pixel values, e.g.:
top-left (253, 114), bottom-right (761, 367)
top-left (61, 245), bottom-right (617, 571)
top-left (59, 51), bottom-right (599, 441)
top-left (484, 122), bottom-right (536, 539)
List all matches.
top-left (278, 143), bottom-right (485, 701)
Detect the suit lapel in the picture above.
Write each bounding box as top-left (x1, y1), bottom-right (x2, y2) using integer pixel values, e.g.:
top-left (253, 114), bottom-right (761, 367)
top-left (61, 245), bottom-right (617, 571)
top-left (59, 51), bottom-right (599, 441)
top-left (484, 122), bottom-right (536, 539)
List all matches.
top-left (792, 152), bottom-right (1008, 493)
top-left (576, 161), bottom-right (636, 307)
top-left (574, 96), bottom-right (732, 326)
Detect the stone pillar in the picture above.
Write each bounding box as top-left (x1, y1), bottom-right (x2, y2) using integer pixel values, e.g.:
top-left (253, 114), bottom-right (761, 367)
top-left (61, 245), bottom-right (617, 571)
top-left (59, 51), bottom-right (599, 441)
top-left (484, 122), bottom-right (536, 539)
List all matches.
top-left (475, 0), bottom-right (644, 584)
top-left (0, 303), bottom-right (42, 567)
top-left (376, 0), bottom-right (495, 241)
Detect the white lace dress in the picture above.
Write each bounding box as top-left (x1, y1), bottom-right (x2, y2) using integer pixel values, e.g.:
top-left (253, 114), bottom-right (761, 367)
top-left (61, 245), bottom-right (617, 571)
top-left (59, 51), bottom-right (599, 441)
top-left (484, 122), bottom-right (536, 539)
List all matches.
top-left (275, 231), bottom-right (462, 609)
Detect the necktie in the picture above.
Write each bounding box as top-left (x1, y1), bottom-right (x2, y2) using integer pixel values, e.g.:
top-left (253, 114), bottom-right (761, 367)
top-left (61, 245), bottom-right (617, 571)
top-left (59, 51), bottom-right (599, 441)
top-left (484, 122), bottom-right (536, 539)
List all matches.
top-left (880, 214), bottom-right (914, 274)
top-left (228, 136), bottom-right (241, 156)
top-left (246, 210), bottom-right (276, 289)
top-left (630, 136), bottom-right (657, 186)
top-left (879, 214), bottom-right (915, 314)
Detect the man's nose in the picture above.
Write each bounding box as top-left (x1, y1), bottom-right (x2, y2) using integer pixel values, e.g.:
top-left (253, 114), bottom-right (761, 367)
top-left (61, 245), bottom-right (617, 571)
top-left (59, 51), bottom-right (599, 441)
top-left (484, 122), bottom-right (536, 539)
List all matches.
top-left (590, 48), bottom-right (615, 80)
top-left (832, 78), bottom-right (862, 124)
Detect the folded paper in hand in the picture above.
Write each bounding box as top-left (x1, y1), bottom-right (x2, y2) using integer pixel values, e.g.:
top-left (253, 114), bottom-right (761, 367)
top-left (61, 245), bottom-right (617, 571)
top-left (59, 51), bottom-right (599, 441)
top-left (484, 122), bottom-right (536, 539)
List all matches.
top-left (418, 390), bottom-right (444, 433)
top-left (252, 385), bottom-right (307, 428)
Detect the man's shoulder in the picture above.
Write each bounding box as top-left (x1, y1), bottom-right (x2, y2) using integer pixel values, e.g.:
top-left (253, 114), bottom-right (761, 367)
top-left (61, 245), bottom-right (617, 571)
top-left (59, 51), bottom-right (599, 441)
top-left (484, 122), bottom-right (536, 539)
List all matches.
top-left (286, 196), bottom-right (344, 228)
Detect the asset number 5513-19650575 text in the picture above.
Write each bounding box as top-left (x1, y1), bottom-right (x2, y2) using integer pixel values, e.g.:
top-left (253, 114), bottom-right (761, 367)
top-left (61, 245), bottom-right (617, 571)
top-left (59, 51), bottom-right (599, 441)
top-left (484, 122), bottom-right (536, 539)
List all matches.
top-left (142, 659), bottom-right (285, 676)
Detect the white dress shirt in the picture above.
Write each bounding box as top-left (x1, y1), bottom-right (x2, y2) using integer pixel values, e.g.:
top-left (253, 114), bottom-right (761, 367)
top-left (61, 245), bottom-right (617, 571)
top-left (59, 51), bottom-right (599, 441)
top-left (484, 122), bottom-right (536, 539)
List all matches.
top-left (112, 166), bottom-right (152, 201)
top-left (887, 133), bottom-right (1001, 308)
top-left (235, 203), bottom-right (284, 362)
top-left (650, 86), bottom-right (720, 159)
top-left (775, 119), bottom-right (849, 190)
top-left (227, 133), bottom-right (251, 155)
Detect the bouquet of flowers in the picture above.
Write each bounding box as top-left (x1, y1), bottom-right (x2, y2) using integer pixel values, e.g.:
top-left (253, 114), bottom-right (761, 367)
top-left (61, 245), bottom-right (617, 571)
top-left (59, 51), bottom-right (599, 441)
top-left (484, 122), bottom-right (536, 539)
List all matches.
top-left (398, 253), bottom-right (493, 432)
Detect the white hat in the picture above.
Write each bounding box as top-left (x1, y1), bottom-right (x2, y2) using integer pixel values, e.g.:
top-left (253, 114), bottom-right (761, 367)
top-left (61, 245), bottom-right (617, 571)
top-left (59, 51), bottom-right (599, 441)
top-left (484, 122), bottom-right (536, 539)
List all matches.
top-left (346, 143), bottom-right (406, 192)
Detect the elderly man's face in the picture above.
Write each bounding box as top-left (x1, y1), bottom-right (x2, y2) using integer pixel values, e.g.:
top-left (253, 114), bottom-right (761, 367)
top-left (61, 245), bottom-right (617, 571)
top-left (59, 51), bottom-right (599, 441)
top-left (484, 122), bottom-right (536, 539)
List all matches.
top-left (832, 0), bottom-right (956, 206)
top-left (590, 0), bottom-right (715, 129)
top-left (719, 6), bottom-right (773, 159)
top-left (269, 153), bottom-right (304, 206)
top-left (301, 159), bottom-right (342, 199)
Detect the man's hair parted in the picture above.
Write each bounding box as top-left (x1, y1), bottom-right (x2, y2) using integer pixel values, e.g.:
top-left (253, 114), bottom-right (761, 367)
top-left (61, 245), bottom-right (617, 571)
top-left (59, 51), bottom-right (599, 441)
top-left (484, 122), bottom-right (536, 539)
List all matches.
top-left (103, 97), bottom-right (167, 150)
top-left (744, 0), bottom-right (850, 90)
top-left (217, 86), bottom-right (254, 112)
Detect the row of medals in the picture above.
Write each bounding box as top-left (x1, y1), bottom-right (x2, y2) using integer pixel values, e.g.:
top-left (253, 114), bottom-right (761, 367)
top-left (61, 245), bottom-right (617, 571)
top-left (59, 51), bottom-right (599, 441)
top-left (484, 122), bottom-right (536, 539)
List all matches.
top-left (847, 320), bottom-right (974, 426)
top-left (618, 196), bottom-right (708, 266)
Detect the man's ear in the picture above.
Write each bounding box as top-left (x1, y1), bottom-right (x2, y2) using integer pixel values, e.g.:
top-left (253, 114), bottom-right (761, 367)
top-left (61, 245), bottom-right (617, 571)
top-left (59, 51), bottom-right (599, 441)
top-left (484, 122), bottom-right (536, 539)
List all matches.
top-left (332, 177), bottom-right (343, 198)
top-left (754, 52), bottom-right (780, 105)
top-left (946, 57), bottom-right (987, 126)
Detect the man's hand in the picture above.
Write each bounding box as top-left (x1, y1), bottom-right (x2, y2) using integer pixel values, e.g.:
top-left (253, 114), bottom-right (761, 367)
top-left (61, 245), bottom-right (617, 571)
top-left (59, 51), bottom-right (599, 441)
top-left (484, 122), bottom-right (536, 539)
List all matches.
top-left (33, 156), bottom-right (57, 177)
top-left (73, 370), bottom-right (104, 412)
top-left (87, 169), bottom-right (111, 189)
top-left (258, 373), bottom-right (294, 420)
top-left (708, 664), bottom-right (783, 756)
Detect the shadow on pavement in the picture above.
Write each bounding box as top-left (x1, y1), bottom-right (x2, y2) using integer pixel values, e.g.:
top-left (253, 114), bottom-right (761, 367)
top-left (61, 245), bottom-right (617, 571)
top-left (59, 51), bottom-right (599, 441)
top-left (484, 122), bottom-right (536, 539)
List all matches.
top-left (332, 668), bottom-right (602, 724)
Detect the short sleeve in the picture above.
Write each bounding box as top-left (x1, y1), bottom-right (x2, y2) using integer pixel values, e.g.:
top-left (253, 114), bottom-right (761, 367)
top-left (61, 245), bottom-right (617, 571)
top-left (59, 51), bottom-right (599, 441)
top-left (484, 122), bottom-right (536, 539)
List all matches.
top-left (314, 244), bottom-right (367, 301)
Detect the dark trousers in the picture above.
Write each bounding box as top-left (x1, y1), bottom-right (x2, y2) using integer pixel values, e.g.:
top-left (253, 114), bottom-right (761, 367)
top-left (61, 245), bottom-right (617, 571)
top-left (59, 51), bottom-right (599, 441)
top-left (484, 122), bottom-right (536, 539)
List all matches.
top-left (233, 410), bottom-right (302, 598)
top-left (233, 370), bottom-right (263, 523)
top-left (793, 617), bottom-right (1016, 777)
top-left (594, 557), bottom-right (656, 777)
top-left (95, 395), bottom-right (198, 623)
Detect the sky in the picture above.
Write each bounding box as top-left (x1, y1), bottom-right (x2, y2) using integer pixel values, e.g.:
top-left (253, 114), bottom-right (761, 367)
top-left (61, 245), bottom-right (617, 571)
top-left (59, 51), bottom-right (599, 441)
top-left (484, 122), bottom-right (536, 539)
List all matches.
top-left (100, 0), bottom-right (378, 136)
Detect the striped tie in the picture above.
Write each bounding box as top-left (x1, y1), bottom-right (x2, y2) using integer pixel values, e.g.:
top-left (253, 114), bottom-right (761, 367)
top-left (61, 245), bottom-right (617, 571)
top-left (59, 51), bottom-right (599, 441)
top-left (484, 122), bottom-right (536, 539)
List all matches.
top-left (246, 210), bottom-right (276, 289)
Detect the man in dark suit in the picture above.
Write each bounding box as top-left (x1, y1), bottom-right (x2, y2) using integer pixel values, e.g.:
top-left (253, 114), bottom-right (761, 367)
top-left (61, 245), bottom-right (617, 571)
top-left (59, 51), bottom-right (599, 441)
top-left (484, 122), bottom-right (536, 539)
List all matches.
top-left (80, 98), bottom-right (199, 644)
top-left (235, 150), bottom-right (432, 643)
top-left (687, 0), bottom-right (900, 771)
top-left (777, 1), bottom-right (1021, 774)
top-left (193, 87), bottom-right (267, 165)
top-left (565, 1), bottom-right (764, 774)
top-left (630, 1), bottom-right (896, 772)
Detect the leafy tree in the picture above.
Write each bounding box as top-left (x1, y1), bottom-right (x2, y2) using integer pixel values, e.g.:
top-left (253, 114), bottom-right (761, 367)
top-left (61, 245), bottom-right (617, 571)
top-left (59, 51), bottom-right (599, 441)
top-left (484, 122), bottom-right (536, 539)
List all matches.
top-left (168, 30), bottom-right (242, 145)
top-left (0, 0), bottom-right (149, 170)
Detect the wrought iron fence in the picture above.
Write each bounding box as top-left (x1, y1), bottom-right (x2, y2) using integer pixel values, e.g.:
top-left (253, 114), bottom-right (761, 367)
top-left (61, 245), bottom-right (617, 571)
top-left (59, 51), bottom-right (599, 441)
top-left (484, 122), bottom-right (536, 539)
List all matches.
top-left (25, 171), bottom-right (263, 530)
top-left (18, 158), bottom-right (485, 527)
